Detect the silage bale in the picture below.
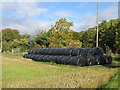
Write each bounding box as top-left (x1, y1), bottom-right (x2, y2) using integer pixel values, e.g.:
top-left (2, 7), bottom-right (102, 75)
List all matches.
top-left (33, 55), bottom-right (39, 61)
top-left (80, 47), bottom-right (92, 57)
top-left (62, 56), bottom-right (73, 65)
top-left (56, 56), bottom-right (64, 64)
top-left (64, 48), bottom-right (74, 56)
top-left (30, 54), bottom-right (36, 60)
top-left (46, 55), bottom-right (53, 62)
top-left (43, 55), bottom-right (49, 62)
top-left (32, 49), bottom-right (37, 54)
top-left (95, 55), bottom-right (106, 65)
top-left (25, 54), bottom-right (30, 59)
top-left (51, 56), bottom-right (58, 62)
top-left (44, 48), bottom-right (50, 55)
top-left (48, 48), bottom-right (55, 55)
top-left (71, 56), bottom-right (87, 66)
top-left (87, 56), bottom-right (97, 66)
top-left (92, 47), bottom-right (104, 55)
top-left (104, 55), bottom-right (112, 64)
top-left (71, 48), bottom-right (80, 56)
top-left (58, 48), bottom-right (66, 55)
top-left (53, 48), bottom-right (59, 55)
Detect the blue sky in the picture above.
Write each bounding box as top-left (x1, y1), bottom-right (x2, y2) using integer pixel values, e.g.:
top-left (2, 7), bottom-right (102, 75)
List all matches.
top-left (1, 2), bottom-right (118, 35)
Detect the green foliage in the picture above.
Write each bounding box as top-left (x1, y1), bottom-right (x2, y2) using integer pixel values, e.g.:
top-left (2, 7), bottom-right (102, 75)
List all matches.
top-left (1, 18), bottom-right (120, 54)
top-left (35, 31), bottom-right (49, 48)
top-left (2, 41), bottom-right (13, 52)
top-left (80, 19), bottom-right (119, 54)
top-left (98, 71), bottom-right (118, 89)
top-left (46, 18), bottom-right (82, 48)
top-left (2, 28), bottom-right (20, 42)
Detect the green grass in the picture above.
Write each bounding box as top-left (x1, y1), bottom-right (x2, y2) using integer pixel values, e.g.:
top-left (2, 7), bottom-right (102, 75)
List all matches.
top-left (96, 54), bottom-right (120, 89)
top-left (2, 56), bottom-right (119, 88)
top-left (98, 70), bottom-right (118, 89)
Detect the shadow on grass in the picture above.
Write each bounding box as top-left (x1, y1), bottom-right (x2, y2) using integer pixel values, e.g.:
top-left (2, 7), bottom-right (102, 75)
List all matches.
top-left (102, 64), bottom-right (120, 68)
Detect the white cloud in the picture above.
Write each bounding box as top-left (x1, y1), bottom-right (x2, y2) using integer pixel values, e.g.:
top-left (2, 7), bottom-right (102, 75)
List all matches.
top-left (74, 4), bottom-right (118, 32)
top-left (99, 5), bottom-right (118, 21)
top-left (2, 20), bottom-right (53, 35)
top-left (2, 2), bottom-right (50, 35)
top-left (2, 2), bottom-right (47, 17)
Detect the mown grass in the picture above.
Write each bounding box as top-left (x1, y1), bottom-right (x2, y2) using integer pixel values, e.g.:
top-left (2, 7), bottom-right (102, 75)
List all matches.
top-left (2, 56), bottom-right (119, 88)
top-left (97, 54), bottom-right (120, 89)
top-left (98, 71), bottom-right (118, 89)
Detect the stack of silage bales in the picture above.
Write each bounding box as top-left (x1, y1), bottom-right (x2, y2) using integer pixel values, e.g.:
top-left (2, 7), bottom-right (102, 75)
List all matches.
top-left (23, 47), bottom-right (112, 66)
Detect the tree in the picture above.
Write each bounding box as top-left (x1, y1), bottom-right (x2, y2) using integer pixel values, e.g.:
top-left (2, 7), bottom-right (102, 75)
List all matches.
top-left (46, 18), bottom-right (82, 48)
top-left (12, 38), bottom-right (29, 52)
top-left (2, 28), bottom-right (20, 42)
top-left (35, 31), bottom-right (49, 48)
top-left (2, 28), bottom-right (20, 52)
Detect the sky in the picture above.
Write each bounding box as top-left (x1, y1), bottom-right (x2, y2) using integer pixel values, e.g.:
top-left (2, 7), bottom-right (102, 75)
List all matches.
top-left (1, 1), bottom-right (118, 35)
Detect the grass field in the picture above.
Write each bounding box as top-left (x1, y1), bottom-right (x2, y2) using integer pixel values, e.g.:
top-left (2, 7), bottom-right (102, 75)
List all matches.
top-left (2, 55), bottom-right (119, 88)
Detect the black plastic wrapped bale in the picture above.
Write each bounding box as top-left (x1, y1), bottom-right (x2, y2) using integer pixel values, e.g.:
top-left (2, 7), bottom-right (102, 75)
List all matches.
top-left (43, 55), bottom-right (49, 62)
top-left (37, 55), bottom-right (45, 61)
top-left (33, 49), bottom-right (37, 54)
top-left (46, 56), bottom-right (53, 62)
top-left (58, 48), bottom-right (66, 55)
top-left (31, 54), bottom-right (36, 60)
top-left (28, 49), bottom-right (33, 54)
top-left (87, 48), bottom-right (95, 56)
top-left (93, 47), bottom-right (104, 55)
top-left (64, 48), bottom-right (74, 56)
top-left (35, 49), bottom-right (40, 54)
top-left (30, 54), bottom-right (36, 60)
top-left (53, 48), bottom-right (59, 55)
top-left (62, 56), bottom-right (73, 65)
top-left (44, 48), bottom-right (50, 55)
top-left (56, 56), bottom-right (64, 64)
top-left (42, 48), bottom-right (47, 55)
top-left (71, 48), bottom-right (81, 56)
top-left (71, 56), bottom-right (86, 66)
top-left (95, 55), bottom-right (106, 65)
top-left (40, 49), bottom-right (45, 54)
top-left (80, 47), bottom-right (92, 57)
top-left (48, 48), bottom-right (54, 55)
top-left (25, 54), bottom-right (28, 58)
top-left (104, 55), bottom-right (112, 64)
top-left (32, 49), bottom-right (37, 54)
top-left (34, 55), bottom-right (40, 61)
top-left (38, 48), bottom-right (43, 55)
top-left (87, 56), bottom-right (97, 66)
top-left (51, 56), bottom-right (58, 62)
top-left (45, 55), bottom-right (51, 62)
top-left (28, 54), bottom-right (32, 59)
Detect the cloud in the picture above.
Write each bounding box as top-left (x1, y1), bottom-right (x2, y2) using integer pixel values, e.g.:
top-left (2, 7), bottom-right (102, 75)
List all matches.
top-left (2, 2), bottom-right (47, 17)
top-left (2, 21), bottom-right (53, 35)
top-left (74, 4), bottom-right (118, 32)
top-left (1, 2), bottom-right (118, 35)
top-left (99, 5), bottom-right (118, 21)
top-left (2, 20), bottom-right (53, 35)
top-left (54, 11), bottom-right (74, 18)
top-left (2, 2), bottom-right (52, 35)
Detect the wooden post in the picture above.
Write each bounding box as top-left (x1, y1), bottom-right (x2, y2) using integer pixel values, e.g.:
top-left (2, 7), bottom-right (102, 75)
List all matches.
top-left (96, 1), bottom-right (99, 47)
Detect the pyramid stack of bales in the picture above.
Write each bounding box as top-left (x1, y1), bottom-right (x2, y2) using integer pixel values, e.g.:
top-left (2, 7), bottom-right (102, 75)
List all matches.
top-left (23, 47), bottom-right (112, 66)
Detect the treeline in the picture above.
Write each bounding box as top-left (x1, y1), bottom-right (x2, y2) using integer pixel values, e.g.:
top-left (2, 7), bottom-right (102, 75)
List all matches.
top-left (1, 18), bottom-right (120, 54)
